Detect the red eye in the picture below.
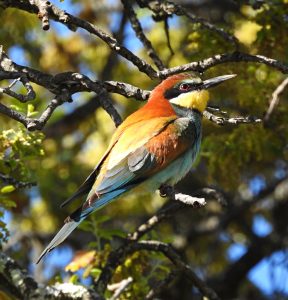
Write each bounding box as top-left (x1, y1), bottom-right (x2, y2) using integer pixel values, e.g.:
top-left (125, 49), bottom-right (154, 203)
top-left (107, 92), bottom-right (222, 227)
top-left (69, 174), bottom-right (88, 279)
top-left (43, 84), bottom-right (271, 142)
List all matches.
top-left (179, 83), bottom-right (190, 91)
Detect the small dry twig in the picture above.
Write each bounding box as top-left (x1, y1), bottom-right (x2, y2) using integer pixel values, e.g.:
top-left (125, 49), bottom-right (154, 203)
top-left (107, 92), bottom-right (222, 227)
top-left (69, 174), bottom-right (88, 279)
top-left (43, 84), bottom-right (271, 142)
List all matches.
top-left (121, 0), bottom-right (165, 70)
top-left (108, 277), bottom-right (133, 300)
top-left (264, 77), bottom-right (288, 122)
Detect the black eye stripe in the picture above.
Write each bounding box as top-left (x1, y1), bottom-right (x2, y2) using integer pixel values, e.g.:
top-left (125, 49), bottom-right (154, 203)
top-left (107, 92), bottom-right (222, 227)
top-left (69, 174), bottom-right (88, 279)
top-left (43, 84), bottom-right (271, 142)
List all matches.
top-left (164, 82), bottom-right (202, 100)
top-left (164, 87), bottom-right (181, 100)
top-left (178, 82), bottom-right (202, 89)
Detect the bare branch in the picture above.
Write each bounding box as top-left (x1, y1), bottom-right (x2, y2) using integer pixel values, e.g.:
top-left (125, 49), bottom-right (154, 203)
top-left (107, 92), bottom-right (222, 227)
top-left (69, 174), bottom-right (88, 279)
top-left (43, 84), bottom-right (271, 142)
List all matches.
top-left (158, 52), bottom-right (288, 78)
top-left (104, 81), bottom-right (150, 100)
top-left (164, 17), bottom-right (174, 56)
top-left (137, 0), bottom-right (238, 48)
top-left (1, 0), bottom-right (158, 78)
top-left (108, 277), bottom-right (133, 300)
top-left (70, 73), bottom-right (122, 127)
top-left (0, 252), bottom-right (102, 300)
top-left (0, 102), bottom-right (31, 127)
top-left (129, 240), bottom-right (220, 300)
top-left (0, 48), bottom-right (123, 129)
top-left (264, 77), bottom-right (288, 123)
top-left (96, 187), bottom-right (208, 294)
top-left (27, 92), bottom-right (71, 131)
top-left (121, 0), bottom-right (165, 70)
top-left (0, 76), bottom-right (35, 103)
top-left (29, 0), bottom-right (51, 30)
top-left (203, 110), bottom-right (262, 126)
top-left (159, 184), bottom-right (206, 207)
top-left (145, 271), bottom-right (177, 299)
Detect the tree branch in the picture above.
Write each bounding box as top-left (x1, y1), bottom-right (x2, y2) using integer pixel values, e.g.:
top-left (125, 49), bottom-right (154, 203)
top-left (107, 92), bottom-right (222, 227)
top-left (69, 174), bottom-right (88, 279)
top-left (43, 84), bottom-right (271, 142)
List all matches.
top-left (108, 277), bottom-right (133, 300)
top-left (0, 76), bottom-right (36, 102)
top-left (158, 52), bottom-right (288, 78)
top-left (0, 252), bottom-right (102, 300)
top-left (96, 188), bottom-right (209, 295)
top-left (1, 0), bottom-right (158, 78)
top-left (144, 271), bottom-right (177, 299)
top-left (30, 0), bottom-right (51, 30)
top-left (128, 240), bottom-right (220, 300)
top-left (136, 0), bottom-right (239, 48)
top-left (203, 110), bottom-right (262, 126)
top-left (121, 0), bottom-right (165, 70)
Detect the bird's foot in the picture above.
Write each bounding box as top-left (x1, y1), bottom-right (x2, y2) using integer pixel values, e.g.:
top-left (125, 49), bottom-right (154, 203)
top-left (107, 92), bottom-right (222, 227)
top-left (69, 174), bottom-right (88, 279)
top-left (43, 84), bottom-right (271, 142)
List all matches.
top-left (64, 216), bottom-right (72, 223)
top-left (159, 184), bottom-right (174, 197)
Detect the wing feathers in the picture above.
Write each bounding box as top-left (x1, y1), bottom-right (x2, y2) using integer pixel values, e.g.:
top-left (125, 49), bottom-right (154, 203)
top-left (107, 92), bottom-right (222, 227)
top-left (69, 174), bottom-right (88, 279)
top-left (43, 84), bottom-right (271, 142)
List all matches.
top-left (37, 115), bottom-right (196, 263)
top-left (60, 168), bottom-right (98, 208)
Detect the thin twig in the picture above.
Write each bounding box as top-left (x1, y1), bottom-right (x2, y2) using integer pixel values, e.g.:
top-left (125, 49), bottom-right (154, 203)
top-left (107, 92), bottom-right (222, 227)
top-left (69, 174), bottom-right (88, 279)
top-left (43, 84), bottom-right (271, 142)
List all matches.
top-left (203, 110), bottom-right (262, 126)
top-left (108, 277), bottom-right (133, 300)
top-left (145, 271), bottom-right (177, 299)
top-left (0, 76), bottom-right (36, 102)
top-left (164, 17), bottom-right (174, 56)
top-left (27, 91), bottom-right (71, 131)
top-left (136, 0), bottom-right (238, 48)
top-left (0, 102), bottom-right (31, 127)
top-left (121, 0), bottom-right (165, 70)
top-left (70, 73), bottom-right (122, 127)
top-left (264, 77), bottom-right (288, 122)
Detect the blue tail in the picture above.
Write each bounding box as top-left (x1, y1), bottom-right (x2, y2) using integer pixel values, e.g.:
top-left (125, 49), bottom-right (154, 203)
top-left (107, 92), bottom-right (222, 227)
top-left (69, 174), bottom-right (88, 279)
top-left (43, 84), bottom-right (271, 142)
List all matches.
top-left (36, 189), bottom-right (125, 264)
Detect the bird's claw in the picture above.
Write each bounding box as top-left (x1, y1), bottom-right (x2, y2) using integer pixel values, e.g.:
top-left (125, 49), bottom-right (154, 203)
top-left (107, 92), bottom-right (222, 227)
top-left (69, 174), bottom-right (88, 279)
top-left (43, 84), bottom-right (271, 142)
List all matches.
top-left (159, 184), bottom-right (174, 197)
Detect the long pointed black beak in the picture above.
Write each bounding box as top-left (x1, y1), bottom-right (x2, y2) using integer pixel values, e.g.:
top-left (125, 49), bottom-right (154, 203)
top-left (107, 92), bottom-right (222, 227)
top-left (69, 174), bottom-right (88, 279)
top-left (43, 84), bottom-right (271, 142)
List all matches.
top-left (202, 74), bottom-right (237, 89)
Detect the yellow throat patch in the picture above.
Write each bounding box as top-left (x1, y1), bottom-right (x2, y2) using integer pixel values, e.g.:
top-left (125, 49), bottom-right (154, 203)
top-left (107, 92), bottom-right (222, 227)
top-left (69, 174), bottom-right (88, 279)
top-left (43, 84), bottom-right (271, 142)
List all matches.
top-left (170, 90), bottom-right (210, 113)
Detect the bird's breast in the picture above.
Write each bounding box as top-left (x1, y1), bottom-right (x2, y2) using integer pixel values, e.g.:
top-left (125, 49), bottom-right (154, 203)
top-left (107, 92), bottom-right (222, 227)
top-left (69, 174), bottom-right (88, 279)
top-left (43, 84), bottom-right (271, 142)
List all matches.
top-left (144, 121), bottom-right (202, 190)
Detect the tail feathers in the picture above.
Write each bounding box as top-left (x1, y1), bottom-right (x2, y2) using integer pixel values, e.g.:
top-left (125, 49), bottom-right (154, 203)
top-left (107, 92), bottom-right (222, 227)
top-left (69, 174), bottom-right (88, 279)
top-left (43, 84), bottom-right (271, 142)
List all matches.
top-left (36, 220), bottom-right (80, 264)
top-left (36, 188), bottom-right (132, 264)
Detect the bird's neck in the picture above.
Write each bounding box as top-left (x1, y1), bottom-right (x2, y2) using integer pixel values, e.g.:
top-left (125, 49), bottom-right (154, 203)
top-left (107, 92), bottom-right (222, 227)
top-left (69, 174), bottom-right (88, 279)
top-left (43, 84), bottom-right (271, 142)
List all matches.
top-left (171, 104), bottom-right (202, 120)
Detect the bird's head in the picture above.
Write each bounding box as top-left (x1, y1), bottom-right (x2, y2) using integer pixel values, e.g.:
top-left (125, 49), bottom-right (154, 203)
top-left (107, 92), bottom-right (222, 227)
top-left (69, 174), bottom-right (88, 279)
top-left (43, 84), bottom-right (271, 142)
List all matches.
top-left (150, 73), bottom-right (236, 113)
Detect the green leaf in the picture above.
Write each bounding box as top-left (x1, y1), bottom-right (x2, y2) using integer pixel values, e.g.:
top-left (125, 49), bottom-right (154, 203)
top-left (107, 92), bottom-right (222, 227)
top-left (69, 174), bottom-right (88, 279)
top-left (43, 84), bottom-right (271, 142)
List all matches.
top-left (2, 198), bottom-right (16, 208)
top-left (69, 274), bottom-right (79, 284)
top-left (90, 268), bottom-right (102, 278)
top-left (1, 185), bottom-right (15, 193)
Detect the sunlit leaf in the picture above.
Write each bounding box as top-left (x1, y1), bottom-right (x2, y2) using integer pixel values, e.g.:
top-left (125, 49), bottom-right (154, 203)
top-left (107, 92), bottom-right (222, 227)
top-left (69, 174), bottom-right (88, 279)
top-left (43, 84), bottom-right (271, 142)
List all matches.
top-left (65, 250), bottom-right (96, 272)
top-left (1, 185), bottom-right (15, 194)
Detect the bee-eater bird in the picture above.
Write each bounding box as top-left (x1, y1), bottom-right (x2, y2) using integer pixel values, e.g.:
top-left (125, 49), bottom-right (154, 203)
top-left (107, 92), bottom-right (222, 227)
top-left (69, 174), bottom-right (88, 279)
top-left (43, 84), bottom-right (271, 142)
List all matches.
top-left (36, 72), bottom-right (236, 263)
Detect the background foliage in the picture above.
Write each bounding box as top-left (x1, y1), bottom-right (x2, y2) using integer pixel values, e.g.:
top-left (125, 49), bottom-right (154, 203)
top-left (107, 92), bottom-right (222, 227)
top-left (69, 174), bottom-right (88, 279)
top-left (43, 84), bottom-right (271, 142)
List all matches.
top-left (0, 0), bottom-right (288, 299)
